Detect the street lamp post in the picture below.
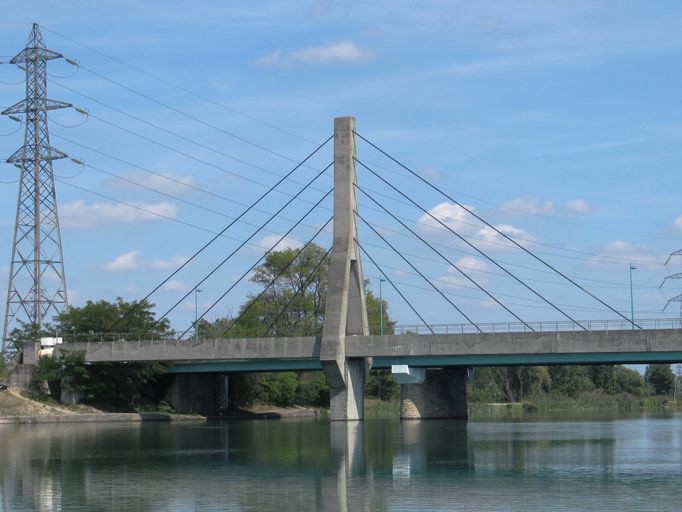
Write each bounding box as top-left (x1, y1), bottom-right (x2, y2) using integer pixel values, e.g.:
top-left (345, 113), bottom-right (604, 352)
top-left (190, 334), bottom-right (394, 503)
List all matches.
top-left (194, 288), bottom-right (202, 341)
top-left (379, 277), bottom-right (386, 336)
top-left (629, 264), bottom-right (636, 329)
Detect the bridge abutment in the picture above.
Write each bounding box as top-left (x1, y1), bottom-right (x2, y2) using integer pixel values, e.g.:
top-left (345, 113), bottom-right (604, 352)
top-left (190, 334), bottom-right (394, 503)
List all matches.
top-left (399, 368), bottom-right (468, 420)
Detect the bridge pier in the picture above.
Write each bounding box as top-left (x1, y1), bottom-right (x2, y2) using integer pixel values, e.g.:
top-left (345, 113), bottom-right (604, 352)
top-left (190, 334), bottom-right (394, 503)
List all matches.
top-left (399, 368), bottom-right (468, 420)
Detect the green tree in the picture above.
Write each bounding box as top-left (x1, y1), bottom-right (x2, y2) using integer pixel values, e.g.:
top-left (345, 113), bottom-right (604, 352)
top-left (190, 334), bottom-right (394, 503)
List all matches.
top-left (614, 366), bottom-right (646, 396)
top-left (34, 298), bottom-right (173, 408)
top-left (645, 364), bottom-right (675, 396)
top-left (491, 366), bottom-right (551, 402)
top-left (58, 297), bottom-right (171, 342)
top-left (548, 366), bottom-right (593, 397)
top-left (588, 365), bottom-right (617, 393)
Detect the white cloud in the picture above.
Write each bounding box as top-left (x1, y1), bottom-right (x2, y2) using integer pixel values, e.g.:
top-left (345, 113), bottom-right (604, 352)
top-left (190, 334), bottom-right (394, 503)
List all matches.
top-left (566, 199), bottom-right (592, 214)
top-left (417, 202), bottom-right (478, 235)
top-left (502, 196), bottom-right (554, 216)
top-left (256, 41), bottom-right (371, 66)
top-left (476, 224), bottom-right (535, 250)
top-left (61, 200), bottom-right (178, 228)
top-left (674, 215), bottom-right (682, 232)
top-left (111, 172), bottom-right (198, 196)
top-left (161, 280), bottom-right (190, 292)
top-left (588, 240), bottom-right (659, 266)
top-left (254, 234), bottom-right (303, 253)
top-left (456, 256), bottom-right (488, 273)
top-left (148, 255), bottom-right (189, 270)
top-left (102, 251), bottom-right (188, 272)
top-left (103, 250), bottom-right (140, 272)
top-left (439, 256), bottom-right (490, 289)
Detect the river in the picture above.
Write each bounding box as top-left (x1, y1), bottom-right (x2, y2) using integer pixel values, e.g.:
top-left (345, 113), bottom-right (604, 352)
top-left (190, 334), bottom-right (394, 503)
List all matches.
top-left (1, 411), bottom-right (680, 511)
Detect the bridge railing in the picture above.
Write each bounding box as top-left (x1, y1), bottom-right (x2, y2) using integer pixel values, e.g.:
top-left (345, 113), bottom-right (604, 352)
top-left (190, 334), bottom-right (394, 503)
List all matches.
top-left (49, 318), bottom-right (682, 343)
top-left (393, 318), bottom-right (682, 335)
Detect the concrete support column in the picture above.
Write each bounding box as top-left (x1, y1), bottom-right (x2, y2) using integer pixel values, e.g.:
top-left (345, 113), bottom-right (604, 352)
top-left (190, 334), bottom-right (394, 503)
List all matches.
top-left (321, 116), bottom-right (371, 421)
top-left (400, 368), bottom-right (468, 420)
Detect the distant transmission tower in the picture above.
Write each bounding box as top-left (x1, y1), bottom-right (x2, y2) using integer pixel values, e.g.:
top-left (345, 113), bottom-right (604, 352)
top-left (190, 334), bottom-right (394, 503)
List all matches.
top-left (1, 24), bottom-right (71, 352)
top-left (661, 250), bottom-right (682, 320)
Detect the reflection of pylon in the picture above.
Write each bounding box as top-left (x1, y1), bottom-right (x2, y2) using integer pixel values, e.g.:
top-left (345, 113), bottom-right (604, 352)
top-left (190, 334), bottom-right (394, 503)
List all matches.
top-left (1, 24), bottom-right (71, 353)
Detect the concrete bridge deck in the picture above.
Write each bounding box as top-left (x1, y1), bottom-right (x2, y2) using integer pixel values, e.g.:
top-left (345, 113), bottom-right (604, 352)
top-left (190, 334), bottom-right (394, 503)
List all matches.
top-left (56, 328), bottom-right (682, 373)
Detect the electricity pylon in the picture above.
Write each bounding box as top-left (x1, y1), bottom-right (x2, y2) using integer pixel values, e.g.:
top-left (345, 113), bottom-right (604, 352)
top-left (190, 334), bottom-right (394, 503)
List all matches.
top-left (1, 23), bottom-right (71, 353)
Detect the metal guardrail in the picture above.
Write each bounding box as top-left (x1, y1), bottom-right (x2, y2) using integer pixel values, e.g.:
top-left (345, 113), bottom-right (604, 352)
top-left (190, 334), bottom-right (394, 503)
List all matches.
top-left (393, 318), bottom-right (682, 335)
top-left (43, 318), bottom-right (682, 343)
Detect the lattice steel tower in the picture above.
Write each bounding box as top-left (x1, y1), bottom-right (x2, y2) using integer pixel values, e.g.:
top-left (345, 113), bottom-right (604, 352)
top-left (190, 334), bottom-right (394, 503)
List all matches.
top-left (1, 24), bottom-right (71, 352)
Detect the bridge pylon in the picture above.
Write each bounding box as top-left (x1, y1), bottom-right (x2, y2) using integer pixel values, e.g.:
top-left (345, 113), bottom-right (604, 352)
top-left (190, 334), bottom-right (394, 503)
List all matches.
top-left (320, 116), bottom-right (372, 421)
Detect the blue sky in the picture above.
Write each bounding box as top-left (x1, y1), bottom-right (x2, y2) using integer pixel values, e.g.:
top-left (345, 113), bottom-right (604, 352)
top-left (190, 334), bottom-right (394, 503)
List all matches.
top-left (1, 1), bottom-right (682, 335)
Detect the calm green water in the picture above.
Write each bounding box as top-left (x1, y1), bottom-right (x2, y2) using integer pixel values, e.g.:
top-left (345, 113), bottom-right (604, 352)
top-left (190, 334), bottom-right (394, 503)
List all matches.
top-left (1, 411), bottom-right (681, 511)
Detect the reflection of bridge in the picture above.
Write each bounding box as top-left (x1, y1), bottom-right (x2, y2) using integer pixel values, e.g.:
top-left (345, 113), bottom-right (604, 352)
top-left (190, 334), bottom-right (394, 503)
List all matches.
top-left (29, 117), bottom-right (682, 420)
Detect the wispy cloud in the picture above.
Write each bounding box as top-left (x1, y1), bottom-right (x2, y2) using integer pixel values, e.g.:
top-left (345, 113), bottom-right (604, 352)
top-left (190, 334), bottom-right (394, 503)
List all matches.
top-left (566, 199), bottom-right (592, 215)
top-left (253, 234), bottom-right (303, 253)
top-left (255, 41), bottom-right (372, 66)
top-left (103, 250), bottom-right (140, 272)
top-left (102, 251), bottom-right (188, 272)
top-left (61, 200), bottom-right (178, 229)
top-left (501, 196), bottom-right (555, 216)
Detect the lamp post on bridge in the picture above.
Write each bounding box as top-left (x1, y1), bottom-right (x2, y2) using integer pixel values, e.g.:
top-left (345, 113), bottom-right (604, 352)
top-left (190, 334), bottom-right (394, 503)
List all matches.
top-left (194, 288), bottom-right (202, 341)
top-left (629, 263), bottom-right (636, 330)
top-left (379, 277), bottom-right (386, 336)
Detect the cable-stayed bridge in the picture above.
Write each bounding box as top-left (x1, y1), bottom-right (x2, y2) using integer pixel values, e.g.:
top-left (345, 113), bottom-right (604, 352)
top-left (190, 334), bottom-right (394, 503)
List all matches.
top-left (47, 117), bottom-right (682, 421)
top-left (4, 26), bottom-right (682, 421)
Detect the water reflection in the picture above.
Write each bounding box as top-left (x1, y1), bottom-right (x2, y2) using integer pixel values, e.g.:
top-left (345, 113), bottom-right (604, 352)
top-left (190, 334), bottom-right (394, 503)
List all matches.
top-left (1, 413), bottom-right (681, 511)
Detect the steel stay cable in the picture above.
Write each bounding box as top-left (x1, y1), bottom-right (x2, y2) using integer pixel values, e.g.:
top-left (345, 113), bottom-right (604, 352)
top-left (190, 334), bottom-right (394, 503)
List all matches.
top-left (145, 168), bottom-right (332, 334)
top-left (355, 157), bottom-right (587, 331)
top-left (355, 132), bottom-right (642, 328)
top-left (177, 197), bottom-right (333, 339)
top-left (356, 240), bottom-right (434, 334)
top-left (108, 139), bottom-right (332, 330)
top-left (356, 210), bottom-right (481, 331)
top-left (222, 217), bottom-right (333, 338)
top-left (355, 184), bottom-right (533, 330)
top-left (56, 132), bottom-right (659, 289)
top-left (261, 247), bottom-right (332, 337)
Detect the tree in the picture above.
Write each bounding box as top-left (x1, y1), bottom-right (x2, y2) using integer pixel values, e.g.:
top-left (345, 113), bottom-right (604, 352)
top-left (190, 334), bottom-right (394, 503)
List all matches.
top-left (32, 298), bottom-right (173, 408)
top-left (614, 366), bottom-right (646, 396)
top-left (491, 366), bottom-right (551, 402)
top-left (588, 365), bottom-right (617, 393)
top-left (548, 366), bottom-right (593, 397)
top-left (58, 297), bottom-right (171, 342)
top-left (645, 364), bottom-right (675, 396)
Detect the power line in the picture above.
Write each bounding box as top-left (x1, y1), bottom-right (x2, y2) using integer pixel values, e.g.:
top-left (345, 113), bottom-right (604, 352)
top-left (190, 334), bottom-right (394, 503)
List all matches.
top-left (40, 24), bottom-right (315, 145)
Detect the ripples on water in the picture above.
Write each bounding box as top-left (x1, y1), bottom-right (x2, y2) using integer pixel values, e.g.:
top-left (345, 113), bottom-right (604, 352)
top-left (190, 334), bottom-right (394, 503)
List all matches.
top-left (1, 411), bottom-right (680, 511)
